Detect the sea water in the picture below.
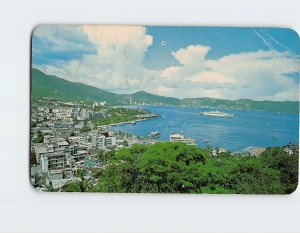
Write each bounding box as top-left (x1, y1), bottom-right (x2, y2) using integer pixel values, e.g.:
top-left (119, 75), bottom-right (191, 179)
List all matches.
top-left (111, 105), bottom-right (299, 152)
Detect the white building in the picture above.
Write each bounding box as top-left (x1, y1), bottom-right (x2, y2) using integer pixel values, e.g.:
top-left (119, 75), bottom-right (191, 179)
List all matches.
top-left (92, 135), bottom-right (106, 149)
top-left (56, 140), bottom-right (69, 149)
top-left (105, 136), bottom-right (117, 147)
top-left (170, 133), bottom-right (196, 146)
top-left (44, 135), bottom-right (54, 144)
top-left (40, 151), bottom-right (75, 181)
top-left (99, 101), bottom-right (106, 106)
top-left (73, 150), bottom-right (88, 162)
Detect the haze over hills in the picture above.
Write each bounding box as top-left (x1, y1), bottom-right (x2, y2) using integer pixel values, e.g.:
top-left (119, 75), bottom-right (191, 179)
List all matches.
top-left (32, 68), bottom-right (125, 105)
top-left (122, 91), bottom-right (182, 106)
top-left (31, 68), bottom-right (183, 105)
top-left (31, 68), bottom-right (299, 114)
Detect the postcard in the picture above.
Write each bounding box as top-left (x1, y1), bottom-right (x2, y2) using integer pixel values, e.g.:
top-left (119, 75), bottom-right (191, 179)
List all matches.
top-left (30, 25), bottom-right (299, 194)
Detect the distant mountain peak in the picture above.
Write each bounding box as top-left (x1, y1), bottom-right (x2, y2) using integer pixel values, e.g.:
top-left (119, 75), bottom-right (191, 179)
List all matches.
top-left (133, 90), bottom-right (153, 95)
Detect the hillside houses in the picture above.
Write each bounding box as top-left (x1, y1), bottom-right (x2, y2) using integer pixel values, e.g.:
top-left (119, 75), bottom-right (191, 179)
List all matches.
top-left (31, 99), bottom-right (159, 190)
top-left (30, 100), bottom-right (117, 189)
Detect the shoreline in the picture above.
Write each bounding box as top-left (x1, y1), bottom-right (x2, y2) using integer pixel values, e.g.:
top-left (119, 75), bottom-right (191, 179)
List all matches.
top-left (121, 104), bottom-right (299, 115)
top-left (96, 113), bottom-right (161, 128)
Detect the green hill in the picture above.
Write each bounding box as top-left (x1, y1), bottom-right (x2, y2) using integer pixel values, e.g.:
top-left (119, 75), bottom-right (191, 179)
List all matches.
top-left (122, 91), bottom-right (181, 106)
top-left (31, 68), bottom-right (182, 106)
top-left (31, 68), bottom-right (299, 114)
top-left (182, 98), bottom-right (299, 114)
top-left (31, 68), bottom-right (126, 105)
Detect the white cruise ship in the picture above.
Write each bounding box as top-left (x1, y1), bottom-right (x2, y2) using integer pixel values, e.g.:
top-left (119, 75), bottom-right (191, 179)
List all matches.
top-left (200, 110), bottom-right (234, 118)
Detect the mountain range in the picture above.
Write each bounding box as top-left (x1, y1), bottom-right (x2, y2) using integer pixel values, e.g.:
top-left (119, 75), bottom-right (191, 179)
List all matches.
top-left (31, 68), bottom-right (299, 114)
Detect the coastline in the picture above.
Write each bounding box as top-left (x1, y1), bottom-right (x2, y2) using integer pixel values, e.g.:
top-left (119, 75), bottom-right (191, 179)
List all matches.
top-left (108, 105), bottom-right (299, 152)
top-left (96, 113), bottom-right (161, 128)
top-left (121, 104), bottom-right (299, 115)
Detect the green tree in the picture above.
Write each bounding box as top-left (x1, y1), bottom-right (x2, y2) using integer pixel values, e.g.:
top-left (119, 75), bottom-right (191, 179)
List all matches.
top-left (261, 147), bottom-right (298, 194)
top-left (30, 151), bottom-right (37, 165)
top-left (96, 149), bottom-right (116, 164)
top-left (122, 140), bottom-right (129, 147)
top-left (227, 158), bottom-right (283, 194)
top-left (62, 181), bottom-right (82, 192)
top-left (60, 142), bottom-right (298, 194)
top-left (80, 121), bottom-right (91, 133)
top-left (75, 169), bottom-right (87, 178)
top-left (96, 142), bottom-right (210, 193)
top-left (33, 131), bottom-right (44, 143)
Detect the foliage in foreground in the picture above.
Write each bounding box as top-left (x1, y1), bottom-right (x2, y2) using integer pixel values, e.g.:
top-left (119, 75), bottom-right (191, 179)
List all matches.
top-left (63, 142), bottom-right (298, 194)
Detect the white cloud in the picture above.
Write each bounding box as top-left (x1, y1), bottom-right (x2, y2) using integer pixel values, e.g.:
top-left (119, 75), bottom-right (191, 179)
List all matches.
top-left (34, 26), bottom-right (300, 101)
top-left (160, 45), bottom-right (210, 85)
top-left (33, 25), bottom-right (95, 55)
top-left (158, 45), bottom-right (300, 100)
top-left (35, 25), bottom-right (156, 93)
top-left (172, 45), bottom-right (210, 66)
top-left (186, 71), bottom-right (234, 84)
top-left (153, 86), bottom-right (176, 96)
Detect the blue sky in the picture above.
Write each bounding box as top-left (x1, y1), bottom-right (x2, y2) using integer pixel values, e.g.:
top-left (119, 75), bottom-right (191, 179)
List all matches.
top-left (32, 26), bottom-right (300, 100)
top-left (143, 27), bottom-right (300, 70)
top-left (32, 26), bottom-right (97, 66)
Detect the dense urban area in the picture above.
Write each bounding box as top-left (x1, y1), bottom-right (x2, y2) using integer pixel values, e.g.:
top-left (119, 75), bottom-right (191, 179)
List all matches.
top-left (30, 98), bottom-right (298, 194)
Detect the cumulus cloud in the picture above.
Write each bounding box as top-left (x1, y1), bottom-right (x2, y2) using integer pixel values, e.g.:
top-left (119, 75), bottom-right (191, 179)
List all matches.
top-left (173, 45), bottom-right (210, 66)
top-left (33, 26), bottom-right (300, 101)
top-left (153, 86), bottom-right (176, 96)
top-left (186, 71), bottom-right (234, 84)
top-left (160, 45), bottom-right (210, 85)
top-left (35, 25), bottom-right (157, 93)
top-left (159, 45), bottom-right (300, 100)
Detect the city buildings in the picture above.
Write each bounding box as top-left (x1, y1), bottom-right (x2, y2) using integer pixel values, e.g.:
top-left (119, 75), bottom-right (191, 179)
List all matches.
top-left (30, 99), bottom-right (145, 190)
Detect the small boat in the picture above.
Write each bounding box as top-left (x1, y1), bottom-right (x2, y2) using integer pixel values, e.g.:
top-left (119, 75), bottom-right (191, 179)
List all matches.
top-left (204, 138), bottom-right (210, 143)
top-left (170, 133), bottom-right (197, 146)
top-left (149, 130), bottom-right (160, 138)
top-left (201, 110), bottom-right (234, 118)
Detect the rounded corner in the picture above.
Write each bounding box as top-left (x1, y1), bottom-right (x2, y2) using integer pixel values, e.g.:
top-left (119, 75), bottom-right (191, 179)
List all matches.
top-left (29, 175), bottom-right (48, 193)
top-left (29, 179), bottom-right (39, 192)
top-left (281, 27), bottom-right (300, 40)
top-left (285, 182), bottom-right (299, 195)
top-left (288, 28), bottom-right (300, 39)
top-left (31, 24), bottom-right (43, 37)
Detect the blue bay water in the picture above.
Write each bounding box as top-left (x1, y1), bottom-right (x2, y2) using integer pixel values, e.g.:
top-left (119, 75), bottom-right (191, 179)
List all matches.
top-left (111, 105), bottom-right (299, 152)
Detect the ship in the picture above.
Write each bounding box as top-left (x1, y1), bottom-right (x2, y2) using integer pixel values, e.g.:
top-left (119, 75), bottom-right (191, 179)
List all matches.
top-left (200, 110), bottom-right (234, 118)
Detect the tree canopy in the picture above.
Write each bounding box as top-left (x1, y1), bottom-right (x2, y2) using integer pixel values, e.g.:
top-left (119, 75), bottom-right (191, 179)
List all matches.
top-left (85, 142), bottom-right (298, 194)
top-left (33, 131), bottom-right (44, 143)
